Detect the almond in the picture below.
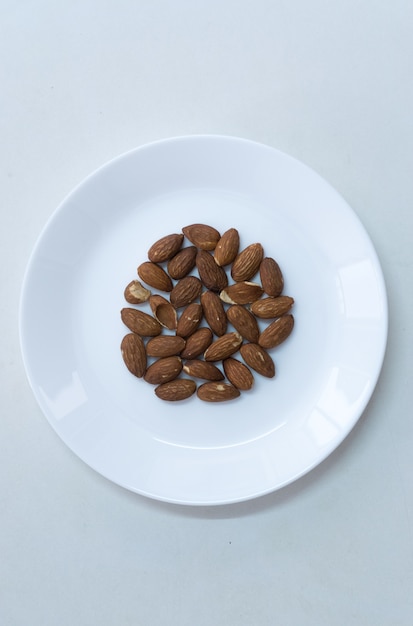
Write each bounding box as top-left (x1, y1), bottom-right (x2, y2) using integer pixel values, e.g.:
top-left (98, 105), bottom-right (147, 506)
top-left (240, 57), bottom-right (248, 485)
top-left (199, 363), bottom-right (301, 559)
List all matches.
top-left (201, 291), bottom-right (227, 337)
top-left (155, 379), bottom-right (197, 401)
top-left (204, 331), bottom-right (243, 362)
top-left (167, 246), bottom-right (197, 280)
top-left (260, 257), bottom-right (284, 297)
top-left (148, 233), bottom-right (184, 263)
top-left (124, 280), bottom-right (151, 304)
top-left (137, 261), bottom-right (173, 292)
top-left (121, 333), bottom-right (147, 378)
top-left (239, 343), bottom-right (275, 378)
top-left (196, 250), bottom-right (228, 292)
top-left (220, 282), bottom-right (264, 305)
top-left (250, 296), bottom-right (294, 319)
top-left (197, 381), bottom-right (240, 402)
top-left (226, 304), bottom-right (259, 343)
top-left (149, 294), bottom-right (177, 330)
top-left (258, 314), bottom-right (294, 349)
top-left (144, 356), bottom-right (182, 384)
top-left (214, 228), bottom-right (240, 266)
top-left (146, 335), bottom-right (186, 358)
top-left (121, 308), bottom-right (162, 336)
top-left (182, 223), bottom-right (221, 250)
top-left (180, 327), bottom-right (213, 359)
top-left (176, 303), bottom-right (203, 338)
top-left (223, 358), bottom-right (254, 390)
top-left (170, 276), bottom-right (203, 308)
top-left (183, 360), bottom-right (224, 381)
top-left (231, 243), bottom-right (264, 282)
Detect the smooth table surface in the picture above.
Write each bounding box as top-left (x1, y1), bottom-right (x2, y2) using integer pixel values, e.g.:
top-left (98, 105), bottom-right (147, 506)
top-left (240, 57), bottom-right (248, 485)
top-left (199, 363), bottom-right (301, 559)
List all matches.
top-left (1, 1), bottom-right (412, 625)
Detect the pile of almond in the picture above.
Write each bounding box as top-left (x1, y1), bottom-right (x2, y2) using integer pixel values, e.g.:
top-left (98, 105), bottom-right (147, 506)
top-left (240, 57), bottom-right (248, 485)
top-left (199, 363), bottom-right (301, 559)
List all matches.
top-left (121, 224), bottom-right (294, 402)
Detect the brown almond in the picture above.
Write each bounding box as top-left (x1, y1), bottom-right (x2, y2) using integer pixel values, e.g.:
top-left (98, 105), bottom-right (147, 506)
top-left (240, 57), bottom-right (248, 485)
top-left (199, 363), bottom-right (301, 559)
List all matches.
top-left (183, 360), bottom-right (225, 381)
top-left (124, 280), bottom-right (151, 304)
top-left (220, 282), bottom-right (264, 305)
top-left (226, 304), bottom-right (259, 343)
top-left (167, 246), bottom-right (197, 280)
top-left (170, 276), bottom-right (203, 308)
top-left (231, 243), bottom-right (264, 282)
top-left (144, 356), bottom-right (182, 385)
top-left (155, 379), bottom-right (197, 402)
top-left (239, 343), bottom-right (275, 378)
top-left (223, 358), bottom-right (254, 390)
top-left (176, 303), bottom-right (203, 338)
top-left (204, 331), bottom-right (243, 362)
top-left (196, 250), bottom-right (228, 292)
top-left (149, 294), bottom-right (177, 330)
top-left (197, 382), bottom-right (240, 402)
top-left (250, 296), bottom-right (294, 319)
top-left (214, 228), bottom-right (240, 266)
top-left (148, 233), bottom-right (184, 263)
top-left (258, 314), bottom-right (294, 349)
top-left (121, 308), bottom-right (162, 337)
top-left (121, 333), bottom-right (147, 378)
top-left (260, 257), bottom-right (284, 297)
top-left (201, 291), bottom-right (227, 337)
top-left (137, 261), bottom-right (173, 292)
top-left (146, 335), bottom-right (186, 358)
top-left (182, 223), bottom-right (221, 250)
top-left (180, 327), bottom-right (213, 359)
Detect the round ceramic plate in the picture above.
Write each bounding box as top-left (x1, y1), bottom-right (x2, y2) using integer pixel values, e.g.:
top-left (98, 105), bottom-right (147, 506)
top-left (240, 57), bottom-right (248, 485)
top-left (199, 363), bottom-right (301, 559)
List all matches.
top-left (20, 136), bottom-right (388, 505)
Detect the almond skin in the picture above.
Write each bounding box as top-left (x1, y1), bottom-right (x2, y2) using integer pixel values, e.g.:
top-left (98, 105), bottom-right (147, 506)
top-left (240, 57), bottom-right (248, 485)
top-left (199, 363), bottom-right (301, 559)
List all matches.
top-left (239, 343), bottom-right (275, 378)
top-left (167, 246), bottom-right (197, 280)
top-left (180, 327), bottom-right (213, 359)
top-left (121, 333), bottom-right (147, 378)
top-left (196, 250), bottom-right (228, 292)
top-left (170, 276), bottom-right (203, 308)
top-left (197, 382), bottom-right (241, 402)
top-left (155, 379), bottom-right (197, 401)
top-left (124, 280), bottom-right (151, 304)
top-left (226, 304), bottom-right (259, 343)
top-left (148, 233), bottom-right (184, 263)
top-left (137, 261), bottom-right (173, 292)
top-left (146, 335), bottom-right (186, 358)
top-left (204, 331), bottom-right (243, 362)
top-left (220, 282), bottom-right (264, 305)
top-left (176, 303), bottom-right (203, 338)
top-left (250, 296), bottom-right (294, 319)
top-left (149, 294), bottom-right (177, 330)
top-left (182, 223), bottom-right (221, 250)
top-left (223, 358), bottom-right (254, 390)
top-left (260, 257), bottom-right (284, 297)
top-left (214, 228), bottom-right (240, 266)
top-left (231, 243), bottom-right (264, 282)
top-left (183, 360), bottom-right (225, 381)
top-left (258, 314), bottom-right (294, 349)
top-left (201, 291), bottom-right (227, 337)
top-left (144, 356), bottom-right (182, 385)
top-left (121, 308), bottom-right (162, 336)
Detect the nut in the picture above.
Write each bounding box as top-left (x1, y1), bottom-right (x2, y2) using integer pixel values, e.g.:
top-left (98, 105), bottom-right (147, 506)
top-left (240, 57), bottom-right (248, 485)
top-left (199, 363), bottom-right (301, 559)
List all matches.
top-left (196, 250), bottom-right (228, 292)
top-left (223, 358), bottom-right (254, 390)
top-left (148, 233), bottom-right (184, 263)
top-left (149, 294), bottom-right (177, 330)
top-left (201, 291), bottom-right (227, 337)
top-left (176, 303), bottom-right (203, 338)
top-left (204, 331), bottom-right (243, 362)
top-left (182, 223), bottom-right (221, 250)
top-left (197, 382), bottom-right (241, 402)
top-left (226, 304), bottom-right (259, 343)
top-left (258, 314), bottom-right (294, 349)
top-left (155, 379), bottom-right (197, 401)
top-left (183, 360), bottom-right (225, 381)
top-left (146, 335), bottom-right (186, 358)
top-left (121, 333), bottom-right (147, 378)
top-left (214, 228), bottom-right (240, 266)
top-left (180, 327), bottom-right (213, 359)
top-left (169, 276), bottom-right (203, 308)
top-left (144, 356), bottom-right (182, 385)
top-left (250, 296), bottom-right (294, 319)
top-left (167, 246), bottom-right (197, 279)
top-left (260, 257), bottom-right (284, 297)
top-left (220, 282), bottom-right (264, 305)
top-left (239, 343), bottom-right (275, 378)
top-left (231, 243), bottom-right (264, 282)
top-left (137, 261), bottom-right (173, 292)
top-left (124, 280), bottom-right (151, 304)
top-left (121, 308), bottom-right (162, 337)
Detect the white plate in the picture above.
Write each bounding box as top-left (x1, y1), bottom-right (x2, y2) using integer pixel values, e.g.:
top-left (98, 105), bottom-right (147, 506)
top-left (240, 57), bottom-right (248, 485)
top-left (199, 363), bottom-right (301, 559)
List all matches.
top-left (19, 135), bottom-right (388, 505)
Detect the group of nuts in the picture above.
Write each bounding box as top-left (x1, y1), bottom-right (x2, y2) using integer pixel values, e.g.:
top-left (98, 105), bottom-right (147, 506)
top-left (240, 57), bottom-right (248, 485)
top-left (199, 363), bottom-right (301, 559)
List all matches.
top-left (120, 223), bottom-right (295, 402)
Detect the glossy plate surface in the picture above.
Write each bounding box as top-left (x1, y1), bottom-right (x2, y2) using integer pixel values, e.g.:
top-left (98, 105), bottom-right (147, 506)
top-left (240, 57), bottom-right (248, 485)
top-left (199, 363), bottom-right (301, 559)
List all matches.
top-left (20, 136), bottom-right (388, 505)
